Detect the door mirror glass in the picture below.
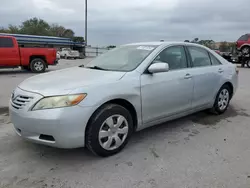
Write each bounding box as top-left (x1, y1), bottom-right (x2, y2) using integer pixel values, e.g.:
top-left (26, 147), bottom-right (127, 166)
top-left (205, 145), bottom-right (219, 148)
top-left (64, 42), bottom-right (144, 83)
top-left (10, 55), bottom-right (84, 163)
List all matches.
top-left (148, 62), bottom-right (169, 73)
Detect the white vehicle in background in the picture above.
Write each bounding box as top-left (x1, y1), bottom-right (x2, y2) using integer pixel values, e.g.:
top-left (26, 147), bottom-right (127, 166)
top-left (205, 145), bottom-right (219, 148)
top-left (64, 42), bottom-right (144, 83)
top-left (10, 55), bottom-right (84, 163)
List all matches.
top-left (56, 52), bottom-right (60, 60)
top-left (59, 48), bottom-right (80, 59)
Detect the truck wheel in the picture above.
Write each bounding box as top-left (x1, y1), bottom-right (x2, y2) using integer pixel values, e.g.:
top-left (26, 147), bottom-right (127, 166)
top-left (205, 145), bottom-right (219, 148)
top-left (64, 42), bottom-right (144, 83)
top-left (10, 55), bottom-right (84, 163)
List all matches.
top-left (30, 58), bottom-right (46, 73)
top-left (246, 60), bottom-right (250, 68)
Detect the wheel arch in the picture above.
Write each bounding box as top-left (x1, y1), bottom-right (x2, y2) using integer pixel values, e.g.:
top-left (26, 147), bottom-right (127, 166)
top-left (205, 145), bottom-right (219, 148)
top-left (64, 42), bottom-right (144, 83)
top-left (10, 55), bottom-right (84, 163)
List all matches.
top-left (240, 44), bottom-right (250, 50)
top-left (220, 81), bottom-right (234, 99)
top-left (30, 55), bottom-right (47, 67)
top-left (85, 98), bottom-right (138, 140)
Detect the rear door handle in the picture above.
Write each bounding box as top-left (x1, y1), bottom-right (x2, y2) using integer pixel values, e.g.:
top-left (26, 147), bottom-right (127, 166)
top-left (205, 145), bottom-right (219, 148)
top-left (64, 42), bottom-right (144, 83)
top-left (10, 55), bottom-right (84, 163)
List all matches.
top-left (184, 73), bottom-right (192, 79)
top-left (218, 68), bottom-right (224, 73)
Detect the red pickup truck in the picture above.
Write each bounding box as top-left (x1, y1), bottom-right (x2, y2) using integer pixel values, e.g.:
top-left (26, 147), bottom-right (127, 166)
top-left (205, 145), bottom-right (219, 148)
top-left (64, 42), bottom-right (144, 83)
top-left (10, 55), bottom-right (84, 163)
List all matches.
top-left (0, 36), bottom-right (58, 73)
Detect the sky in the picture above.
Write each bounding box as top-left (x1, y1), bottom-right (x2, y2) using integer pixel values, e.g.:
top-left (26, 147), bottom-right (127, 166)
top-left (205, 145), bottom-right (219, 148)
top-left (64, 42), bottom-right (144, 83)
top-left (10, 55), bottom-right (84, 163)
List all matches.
top-left (1, 0), bottom-right (250, 46)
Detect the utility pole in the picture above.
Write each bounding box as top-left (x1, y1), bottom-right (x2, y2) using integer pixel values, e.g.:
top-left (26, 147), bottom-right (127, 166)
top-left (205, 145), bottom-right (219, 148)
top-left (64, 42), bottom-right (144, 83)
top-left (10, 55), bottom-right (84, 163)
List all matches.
top-left (85, 0), bottom-right (88, 46)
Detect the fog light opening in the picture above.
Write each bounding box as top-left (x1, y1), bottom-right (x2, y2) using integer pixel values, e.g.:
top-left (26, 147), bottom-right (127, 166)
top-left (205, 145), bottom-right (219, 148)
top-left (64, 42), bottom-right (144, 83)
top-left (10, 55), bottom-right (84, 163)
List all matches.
top-left (39, 134), bottom-right (55, 142)
top-left (17, 128), bottom-right (21, 133)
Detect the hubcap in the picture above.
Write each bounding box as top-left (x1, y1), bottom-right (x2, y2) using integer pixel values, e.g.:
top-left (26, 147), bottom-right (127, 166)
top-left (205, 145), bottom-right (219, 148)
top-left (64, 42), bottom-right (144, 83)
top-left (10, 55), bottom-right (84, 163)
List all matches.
top-left (218, 89), bottom-right (229, 111)
top-left (242, 48), bottom-right (249, 54)
top-left (34, 61), bottom-right (44, 71)
top-left (98, 115), bottom-right (129, 151)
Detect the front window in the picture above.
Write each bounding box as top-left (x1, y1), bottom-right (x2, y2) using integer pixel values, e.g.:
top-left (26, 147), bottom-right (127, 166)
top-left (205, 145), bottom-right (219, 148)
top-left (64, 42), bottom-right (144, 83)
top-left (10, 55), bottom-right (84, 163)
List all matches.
top-left (154, 46), bottom-right (188, 70)
top-left (85, 45), bottom-right (158, 71)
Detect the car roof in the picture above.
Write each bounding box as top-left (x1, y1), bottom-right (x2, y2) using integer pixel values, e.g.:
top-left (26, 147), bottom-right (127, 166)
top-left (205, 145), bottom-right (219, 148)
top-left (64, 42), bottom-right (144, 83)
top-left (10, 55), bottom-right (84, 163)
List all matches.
top-left (124, 41), bottom-right (207, 48)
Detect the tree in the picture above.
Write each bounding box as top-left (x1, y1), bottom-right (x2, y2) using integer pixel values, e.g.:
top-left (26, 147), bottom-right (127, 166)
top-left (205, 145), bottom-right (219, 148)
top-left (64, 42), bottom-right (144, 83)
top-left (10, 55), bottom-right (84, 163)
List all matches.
top-left (199, 40), bottom-right (216, 49)
top-left (62, 29), bottom-right (75, 38)
top-left (191, 38), bottom-right (199, 43)
top-left (49, 24), bottom-right (67, 37)
top-left (72, 36), bottom-right (85, 43)
top-left (0, 27), bottom-right (8, 33)
top-left (107, 45), bottom-right (116, 49)
top-left (219, 42), bottom-right (229, 52)
top-left (19, 17), bottom-right (51, 36)
top-left (0, 17), bottom-right (83, 40)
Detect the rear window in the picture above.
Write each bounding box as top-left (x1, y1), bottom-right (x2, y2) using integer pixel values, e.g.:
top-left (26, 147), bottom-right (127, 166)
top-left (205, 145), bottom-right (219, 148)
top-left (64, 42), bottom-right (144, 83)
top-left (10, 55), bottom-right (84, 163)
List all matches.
top-left (238, 34), bottom-right (249, 41)
top-left (0, 38), bottom-right (14, 48)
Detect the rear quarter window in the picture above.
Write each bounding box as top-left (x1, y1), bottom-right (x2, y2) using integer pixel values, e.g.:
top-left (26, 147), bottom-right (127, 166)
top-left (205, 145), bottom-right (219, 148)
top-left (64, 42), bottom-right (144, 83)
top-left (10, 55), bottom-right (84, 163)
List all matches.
top-left (238, 34), bottom-right (249, 41)
top-left (0, 38), bottom-right (14, 48)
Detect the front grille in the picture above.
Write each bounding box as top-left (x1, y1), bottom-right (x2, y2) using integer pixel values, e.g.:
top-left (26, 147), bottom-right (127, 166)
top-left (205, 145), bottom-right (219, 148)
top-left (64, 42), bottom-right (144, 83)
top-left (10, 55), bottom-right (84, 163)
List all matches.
top-left (11, 95), bottom-right (33, 110)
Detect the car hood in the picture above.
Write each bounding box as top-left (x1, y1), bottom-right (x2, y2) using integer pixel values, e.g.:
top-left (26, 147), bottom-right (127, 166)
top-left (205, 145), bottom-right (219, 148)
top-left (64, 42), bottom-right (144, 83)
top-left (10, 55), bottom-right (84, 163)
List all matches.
top-left (18, 67), bottom-right (126, 96)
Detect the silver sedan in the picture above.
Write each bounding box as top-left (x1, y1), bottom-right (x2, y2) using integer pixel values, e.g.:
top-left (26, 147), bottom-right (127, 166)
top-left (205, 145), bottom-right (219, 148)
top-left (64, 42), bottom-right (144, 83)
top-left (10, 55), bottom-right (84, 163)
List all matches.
top-left (9, 42), bottom-right (238, 157)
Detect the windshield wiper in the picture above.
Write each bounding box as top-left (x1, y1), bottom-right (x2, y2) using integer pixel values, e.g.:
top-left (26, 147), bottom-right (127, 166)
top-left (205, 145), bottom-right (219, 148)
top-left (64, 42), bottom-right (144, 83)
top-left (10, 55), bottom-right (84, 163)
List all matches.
top-left (79, 65), bottom-right (84, 67)
top-left (87, 66), bottom-right (108, 70)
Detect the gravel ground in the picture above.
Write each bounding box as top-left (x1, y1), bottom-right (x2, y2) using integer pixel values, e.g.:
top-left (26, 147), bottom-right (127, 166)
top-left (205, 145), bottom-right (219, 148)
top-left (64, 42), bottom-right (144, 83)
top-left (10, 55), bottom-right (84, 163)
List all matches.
top-left (1, 61), bottom-right (250, 188)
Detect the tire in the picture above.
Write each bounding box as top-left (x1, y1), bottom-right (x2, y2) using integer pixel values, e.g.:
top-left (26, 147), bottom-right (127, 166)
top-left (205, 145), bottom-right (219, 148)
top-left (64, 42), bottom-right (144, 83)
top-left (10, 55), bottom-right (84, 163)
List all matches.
top-left (246, 60), bottom-right (250, 68)
top-left (86, 104), bottom-right (133, 157)
top-left (241, 46), bottom-right (250, 55)
top-left (210, 85), bottom-right (232, 114)
top-left (30, 58), bottom-right (46, 73)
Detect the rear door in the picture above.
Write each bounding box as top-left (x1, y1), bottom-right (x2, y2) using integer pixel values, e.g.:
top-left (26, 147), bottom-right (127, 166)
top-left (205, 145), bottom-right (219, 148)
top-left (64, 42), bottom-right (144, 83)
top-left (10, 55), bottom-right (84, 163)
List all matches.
top-left (186, 46), bottom-right (222, 108)
top-left (0, 37), bottom-right (20, 66)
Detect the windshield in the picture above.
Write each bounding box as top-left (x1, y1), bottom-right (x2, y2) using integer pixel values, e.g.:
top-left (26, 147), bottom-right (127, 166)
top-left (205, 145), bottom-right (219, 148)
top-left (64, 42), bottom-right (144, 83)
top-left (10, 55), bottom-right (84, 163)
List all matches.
top-left (85, 45), bottom-right (158, 71)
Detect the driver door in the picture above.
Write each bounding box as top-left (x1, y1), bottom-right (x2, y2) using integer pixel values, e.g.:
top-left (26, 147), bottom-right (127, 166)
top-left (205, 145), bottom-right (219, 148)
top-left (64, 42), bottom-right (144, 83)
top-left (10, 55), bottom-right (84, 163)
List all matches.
top-left (140, 45), bottom-right (194, 124)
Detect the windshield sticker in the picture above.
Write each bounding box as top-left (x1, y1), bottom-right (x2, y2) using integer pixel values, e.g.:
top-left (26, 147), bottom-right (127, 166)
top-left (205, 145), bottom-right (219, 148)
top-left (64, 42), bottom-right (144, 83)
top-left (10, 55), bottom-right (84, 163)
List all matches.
top-left (137, 46), bottom-right (155, 51)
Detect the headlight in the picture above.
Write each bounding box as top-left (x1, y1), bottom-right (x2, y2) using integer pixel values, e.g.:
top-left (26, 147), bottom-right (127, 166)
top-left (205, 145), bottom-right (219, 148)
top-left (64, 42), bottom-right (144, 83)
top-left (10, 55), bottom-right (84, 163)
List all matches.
top-left (32, 94), bottom-right (87, 111)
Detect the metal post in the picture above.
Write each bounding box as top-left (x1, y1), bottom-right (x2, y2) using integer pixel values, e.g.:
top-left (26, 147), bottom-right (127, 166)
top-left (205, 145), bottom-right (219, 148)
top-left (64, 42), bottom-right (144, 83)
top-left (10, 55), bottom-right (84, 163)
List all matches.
top-left (85, 0), bottom-right (88, 46)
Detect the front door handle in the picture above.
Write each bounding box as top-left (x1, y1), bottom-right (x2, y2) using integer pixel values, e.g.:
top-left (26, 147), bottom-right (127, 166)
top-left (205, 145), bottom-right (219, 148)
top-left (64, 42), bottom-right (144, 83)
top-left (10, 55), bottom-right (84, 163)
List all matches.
top-left (218, 68), bottom-right (224, 73)
top-left (184, 73), bottom-right (192, 79)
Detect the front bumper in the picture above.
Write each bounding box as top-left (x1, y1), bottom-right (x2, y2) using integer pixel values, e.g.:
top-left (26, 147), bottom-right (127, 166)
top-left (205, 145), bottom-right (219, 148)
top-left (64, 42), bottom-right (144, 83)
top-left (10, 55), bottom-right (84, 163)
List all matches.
top-left (9, 88), bottom-right (95, 148)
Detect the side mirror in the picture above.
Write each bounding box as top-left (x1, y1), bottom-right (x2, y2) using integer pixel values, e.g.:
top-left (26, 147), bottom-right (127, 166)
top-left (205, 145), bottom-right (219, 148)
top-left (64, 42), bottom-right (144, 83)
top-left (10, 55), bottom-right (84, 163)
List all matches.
top-left (148, 62), bottom-right (169, 74)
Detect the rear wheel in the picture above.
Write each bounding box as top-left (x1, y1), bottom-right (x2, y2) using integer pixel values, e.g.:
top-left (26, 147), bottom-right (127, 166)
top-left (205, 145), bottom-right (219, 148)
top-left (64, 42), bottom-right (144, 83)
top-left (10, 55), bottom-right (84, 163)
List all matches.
top-left (86, 104), bottom-right (133, 157)
top-left (211, 85), bottom-right (231, 114)
top-left (30, 58), bottom-right (46, 73)
top-left (246, 60), bottom-right (250, 68)
top-left (241, 46), bottom-right (250, 55)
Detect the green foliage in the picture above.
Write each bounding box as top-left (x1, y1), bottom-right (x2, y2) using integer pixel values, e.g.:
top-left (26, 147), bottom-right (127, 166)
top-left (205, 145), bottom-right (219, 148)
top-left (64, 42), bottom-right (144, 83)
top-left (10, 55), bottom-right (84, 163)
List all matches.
top-left (199, 40), bottom-right (216, 49)
top-left (0, 17), bottom-right (82, 40)
top-left (107, 45), bottom-right (116, 49)
top-left (219, 41), bottom-right (235, 52)
top-left (72, 36), bottom-right (85, 43)
top-left (189, 38), bottom-right (216, 49)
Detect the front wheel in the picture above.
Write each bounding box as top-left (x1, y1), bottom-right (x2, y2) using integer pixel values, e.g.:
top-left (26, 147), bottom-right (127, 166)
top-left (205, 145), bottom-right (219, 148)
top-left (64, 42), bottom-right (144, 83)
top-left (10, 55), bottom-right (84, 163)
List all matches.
top-left (210, 85), bottom-right (231, 114)
top-left (86, 104), bottom-right (133, 157)
top-left (30, 58), bottom-right (46, 73)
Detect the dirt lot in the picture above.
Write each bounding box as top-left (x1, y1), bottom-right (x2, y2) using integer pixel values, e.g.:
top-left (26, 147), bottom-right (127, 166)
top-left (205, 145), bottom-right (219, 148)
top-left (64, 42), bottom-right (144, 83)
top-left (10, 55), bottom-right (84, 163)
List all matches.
top-left (1, 60), bottom-right (250, 188)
